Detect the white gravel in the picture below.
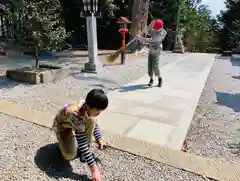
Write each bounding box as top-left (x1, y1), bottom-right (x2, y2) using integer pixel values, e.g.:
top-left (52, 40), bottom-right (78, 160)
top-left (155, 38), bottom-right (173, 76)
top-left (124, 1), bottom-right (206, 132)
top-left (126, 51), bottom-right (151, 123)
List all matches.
top-left (184, 56), bottom-right (240, 163)
top-left (0, 114), bottom-right (214, 181)
top-left (0, 53), bottom-right (184, 112)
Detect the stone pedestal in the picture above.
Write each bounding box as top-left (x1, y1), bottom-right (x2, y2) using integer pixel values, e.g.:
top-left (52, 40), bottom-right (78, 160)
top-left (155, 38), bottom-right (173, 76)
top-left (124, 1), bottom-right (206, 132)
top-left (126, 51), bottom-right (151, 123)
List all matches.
top-left (82, 62), bottom-right (97, 74)
top-left (6, 63), bottom-right (66, 84)
top-left (173, 34), bottom-right (185, 53)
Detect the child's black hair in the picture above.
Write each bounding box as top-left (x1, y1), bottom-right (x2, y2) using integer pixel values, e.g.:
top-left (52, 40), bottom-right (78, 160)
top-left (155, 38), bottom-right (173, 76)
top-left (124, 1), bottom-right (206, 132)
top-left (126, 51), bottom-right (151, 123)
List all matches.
top-left (85, 89), bottom-right (108, 110)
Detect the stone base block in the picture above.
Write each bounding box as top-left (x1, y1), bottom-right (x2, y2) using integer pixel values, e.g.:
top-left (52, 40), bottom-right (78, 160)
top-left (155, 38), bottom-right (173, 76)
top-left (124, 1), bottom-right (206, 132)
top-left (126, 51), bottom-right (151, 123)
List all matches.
top-left (173, 44), bottom-right (185, 53)
top-left (82, 62), bottom-right (97, 74)
top-left (6, 63), bottom-right (69, 84)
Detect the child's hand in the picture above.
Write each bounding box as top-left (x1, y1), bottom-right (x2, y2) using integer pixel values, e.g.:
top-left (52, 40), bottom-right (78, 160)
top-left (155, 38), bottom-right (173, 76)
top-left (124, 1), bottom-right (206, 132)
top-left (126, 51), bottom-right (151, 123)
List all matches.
top-left (97, 139), bottom-right (107, 150)
top-left (72, 109), bottom-right (79, 117)
top-left (90, 165), bottom-right (101, 181)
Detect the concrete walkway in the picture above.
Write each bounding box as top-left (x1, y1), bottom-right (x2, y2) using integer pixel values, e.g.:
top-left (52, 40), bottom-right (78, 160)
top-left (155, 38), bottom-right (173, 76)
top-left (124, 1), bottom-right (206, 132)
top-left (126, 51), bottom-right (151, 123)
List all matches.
top-left (98, 53), bottom-right (215, 150)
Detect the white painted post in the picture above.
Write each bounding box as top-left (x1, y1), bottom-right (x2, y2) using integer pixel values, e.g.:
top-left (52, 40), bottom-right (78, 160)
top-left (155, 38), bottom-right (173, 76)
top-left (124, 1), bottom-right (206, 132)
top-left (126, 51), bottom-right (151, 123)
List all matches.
top-left (83, 13), bottom-right (98, 73)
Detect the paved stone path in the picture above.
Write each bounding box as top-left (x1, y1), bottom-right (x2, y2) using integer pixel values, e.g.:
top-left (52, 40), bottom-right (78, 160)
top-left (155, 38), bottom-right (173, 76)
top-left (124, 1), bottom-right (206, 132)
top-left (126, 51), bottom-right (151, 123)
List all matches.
top-left (98, 53), bottom-right (215, 150)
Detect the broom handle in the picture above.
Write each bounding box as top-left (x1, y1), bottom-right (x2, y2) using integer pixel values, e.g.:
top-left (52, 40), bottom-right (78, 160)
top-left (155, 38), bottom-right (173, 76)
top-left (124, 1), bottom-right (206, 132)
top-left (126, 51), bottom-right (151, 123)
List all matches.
top-left (121, 20), bottom-right (155, 50)
top-left (124, 37), bottom-right (137, 48)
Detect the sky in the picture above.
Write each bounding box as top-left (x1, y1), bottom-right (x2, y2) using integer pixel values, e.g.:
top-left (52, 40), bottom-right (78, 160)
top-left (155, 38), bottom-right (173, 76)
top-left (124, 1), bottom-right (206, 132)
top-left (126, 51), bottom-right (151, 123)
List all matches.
top-left (201, 0), bottom-right (226, 17)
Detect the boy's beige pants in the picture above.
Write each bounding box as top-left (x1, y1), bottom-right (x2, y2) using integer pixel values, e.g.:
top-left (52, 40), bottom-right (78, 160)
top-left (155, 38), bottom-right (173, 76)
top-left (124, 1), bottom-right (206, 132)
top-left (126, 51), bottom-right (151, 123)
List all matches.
top-left (56, 129), bottom-right (77, 160)
top-left (55, 118), bottom-right (95, 160)
top-left (53, 107), bottom-right (96, 160)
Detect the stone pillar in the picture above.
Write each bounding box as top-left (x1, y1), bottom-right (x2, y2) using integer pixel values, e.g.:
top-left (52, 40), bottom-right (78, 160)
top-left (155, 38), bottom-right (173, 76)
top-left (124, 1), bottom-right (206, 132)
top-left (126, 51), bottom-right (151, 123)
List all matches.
top-left (173, 33), bottom-right (185, 53)
top-left (82, 14), bottom-right (98, 74)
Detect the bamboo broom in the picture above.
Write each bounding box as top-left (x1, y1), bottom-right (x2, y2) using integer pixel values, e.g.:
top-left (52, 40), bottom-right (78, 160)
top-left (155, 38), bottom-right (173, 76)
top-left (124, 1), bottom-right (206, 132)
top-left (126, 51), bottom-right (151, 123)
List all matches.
top-left (107, 20), bottom-right (155, 63)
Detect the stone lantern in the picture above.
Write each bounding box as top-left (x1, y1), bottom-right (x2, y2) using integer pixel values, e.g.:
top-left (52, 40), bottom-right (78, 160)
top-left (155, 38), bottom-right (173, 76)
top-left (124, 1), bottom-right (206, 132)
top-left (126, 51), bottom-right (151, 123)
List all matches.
top-left (118, 17), bottom-right (131, 64)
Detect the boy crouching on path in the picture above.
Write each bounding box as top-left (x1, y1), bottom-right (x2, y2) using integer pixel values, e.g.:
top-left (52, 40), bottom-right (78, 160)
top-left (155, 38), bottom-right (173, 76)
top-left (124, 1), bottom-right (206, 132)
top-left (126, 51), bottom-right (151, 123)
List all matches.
top-left (52, 89), bottom-right (108, 181)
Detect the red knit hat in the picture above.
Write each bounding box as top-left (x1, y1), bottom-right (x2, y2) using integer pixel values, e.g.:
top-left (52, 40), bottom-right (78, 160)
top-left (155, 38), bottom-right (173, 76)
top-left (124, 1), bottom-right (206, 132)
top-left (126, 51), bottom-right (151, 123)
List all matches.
top-left (153, 19), bottom-right (164, 31)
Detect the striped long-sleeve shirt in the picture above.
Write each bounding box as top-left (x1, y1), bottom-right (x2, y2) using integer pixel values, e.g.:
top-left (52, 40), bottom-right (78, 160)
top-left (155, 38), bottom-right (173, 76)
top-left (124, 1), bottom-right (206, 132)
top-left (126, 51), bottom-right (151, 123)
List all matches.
top-left (52, 101), bottom-right (103, 167)
top-left (75, 122), bottom-right (102, 167)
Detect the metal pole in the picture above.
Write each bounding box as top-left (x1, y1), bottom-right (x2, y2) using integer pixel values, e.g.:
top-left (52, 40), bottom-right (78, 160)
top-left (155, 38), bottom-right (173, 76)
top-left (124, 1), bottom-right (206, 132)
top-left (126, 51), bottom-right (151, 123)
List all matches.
top-left (83, 13), bottom-right (98, 73)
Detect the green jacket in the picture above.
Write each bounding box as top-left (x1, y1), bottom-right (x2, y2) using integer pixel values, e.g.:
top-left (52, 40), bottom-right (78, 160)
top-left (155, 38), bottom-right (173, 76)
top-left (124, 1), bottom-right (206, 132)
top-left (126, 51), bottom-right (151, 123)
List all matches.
top-left (52, 101), bottom-right (96, 143)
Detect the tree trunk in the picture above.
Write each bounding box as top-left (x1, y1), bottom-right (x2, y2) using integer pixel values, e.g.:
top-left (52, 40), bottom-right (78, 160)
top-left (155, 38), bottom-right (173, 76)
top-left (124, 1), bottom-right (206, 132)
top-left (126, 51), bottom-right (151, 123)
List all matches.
top-left (129, 0), bottom-right (150, 52)
top-left (130, 0), bottom-right (150, 39)
top-left (0, 16), bottom-right (5, 37)
top-left (35, 45), bottom-right (39, 69)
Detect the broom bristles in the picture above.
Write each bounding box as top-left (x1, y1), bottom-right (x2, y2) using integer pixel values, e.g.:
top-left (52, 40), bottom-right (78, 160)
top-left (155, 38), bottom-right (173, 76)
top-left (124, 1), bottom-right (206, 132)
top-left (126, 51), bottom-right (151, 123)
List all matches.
top-left (107, 48), bottom-right (123, 63)
top-left (107, 20), bottom-right (155, 63)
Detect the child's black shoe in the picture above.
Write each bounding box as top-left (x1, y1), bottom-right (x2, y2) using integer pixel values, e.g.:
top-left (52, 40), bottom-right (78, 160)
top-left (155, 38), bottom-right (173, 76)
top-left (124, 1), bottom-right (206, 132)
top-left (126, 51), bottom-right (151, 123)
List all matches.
top-left (148, 78), bottom-right (154, 87)
top-left (158, 77), bottom-right (162, 87)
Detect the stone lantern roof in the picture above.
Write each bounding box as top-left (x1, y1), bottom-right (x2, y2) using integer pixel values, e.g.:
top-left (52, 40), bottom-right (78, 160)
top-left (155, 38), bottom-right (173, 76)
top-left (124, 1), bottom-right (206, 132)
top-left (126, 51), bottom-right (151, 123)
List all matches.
top-left (118, 17), bottom-right (132, 24)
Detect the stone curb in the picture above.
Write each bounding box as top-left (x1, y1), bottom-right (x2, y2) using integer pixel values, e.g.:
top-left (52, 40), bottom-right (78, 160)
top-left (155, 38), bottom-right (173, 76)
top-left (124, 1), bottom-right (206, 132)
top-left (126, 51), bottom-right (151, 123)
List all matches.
top-left (0, 100), bottom-right (239, 181)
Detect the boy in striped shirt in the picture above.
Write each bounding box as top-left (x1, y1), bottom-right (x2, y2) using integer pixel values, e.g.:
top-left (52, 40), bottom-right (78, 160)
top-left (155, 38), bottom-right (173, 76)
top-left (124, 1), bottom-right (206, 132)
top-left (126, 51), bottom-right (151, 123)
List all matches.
top-left (52, 89), bottom-right (108, 181)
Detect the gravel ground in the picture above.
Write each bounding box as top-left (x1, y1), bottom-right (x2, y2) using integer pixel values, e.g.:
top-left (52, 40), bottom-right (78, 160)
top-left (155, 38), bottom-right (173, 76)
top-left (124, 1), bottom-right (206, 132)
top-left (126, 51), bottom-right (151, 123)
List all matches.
top-left (184, 56), bottom-right (240, 163)
top-left (0, 53), bottom-right (184, 112)
top-left (0, 114), bottom-right (213, 181)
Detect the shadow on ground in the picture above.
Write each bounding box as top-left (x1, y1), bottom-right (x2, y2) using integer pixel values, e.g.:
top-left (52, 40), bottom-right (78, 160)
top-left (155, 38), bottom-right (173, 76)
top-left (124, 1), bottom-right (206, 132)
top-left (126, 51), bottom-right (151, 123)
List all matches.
top-left (232, 75), bottom-right (240, 80)
top-left (71, 72), bottom-right (118, 85)
top-left (230, 56), bottom-right (240, 67)
top-left (215, 92), bottom-right (240, 112)
top-left (215, 55), bottom-right (230, 60)
top-left (0, 76), bottom-right (32, 89)
top-left (34, 143), bottom-right (91, 181)
top-left (40, 51), bottom-right (113, 59)
top-left (229, 142), bottom-right (240, 156)
top-left (117, 84), bottom-right (150, 92)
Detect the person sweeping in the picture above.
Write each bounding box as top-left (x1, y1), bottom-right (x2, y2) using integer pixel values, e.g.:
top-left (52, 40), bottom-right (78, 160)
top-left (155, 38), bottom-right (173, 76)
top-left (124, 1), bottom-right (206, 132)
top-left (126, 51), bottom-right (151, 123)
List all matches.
top-left (136, 19), bottom-right (167, 87)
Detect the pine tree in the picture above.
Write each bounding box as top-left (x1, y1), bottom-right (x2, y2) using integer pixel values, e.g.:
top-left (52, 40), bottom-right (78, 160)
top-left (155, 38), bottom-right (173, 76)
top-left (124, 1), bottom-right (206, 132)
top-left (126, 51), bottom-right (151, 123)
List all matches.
top-left (218, 0), bottom-right (240, 50)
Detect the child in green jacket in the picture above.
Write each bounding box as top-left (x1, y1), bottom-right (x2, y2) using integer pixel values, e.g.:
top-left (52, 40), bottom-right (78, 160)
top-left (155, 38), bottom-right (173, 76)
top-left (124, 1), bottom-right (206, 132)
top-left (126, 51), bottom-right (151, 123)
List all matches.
top-left (52, 89), bottom-right (108, 181)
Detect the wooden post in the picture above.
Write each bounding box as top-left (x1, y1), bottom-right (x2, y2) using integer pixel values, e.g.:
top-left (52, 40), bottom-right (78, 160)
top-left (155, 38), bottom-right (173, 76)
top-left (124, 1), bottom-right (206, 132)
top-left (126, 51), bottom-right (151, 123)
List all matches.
top-left (118, 17), bottom-right (131, 61)
top-left (121, 33), bottom-right (126, 64)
